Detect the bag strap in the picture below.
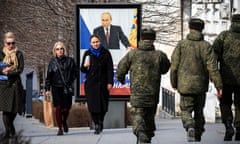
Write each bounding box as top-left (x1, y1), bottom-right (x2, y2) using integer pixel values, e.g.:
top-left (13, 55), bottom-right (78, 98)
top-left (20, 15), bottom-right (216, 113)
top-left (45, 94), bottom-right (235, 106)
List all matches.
top-left (54, 58), bottom-right (68, 87)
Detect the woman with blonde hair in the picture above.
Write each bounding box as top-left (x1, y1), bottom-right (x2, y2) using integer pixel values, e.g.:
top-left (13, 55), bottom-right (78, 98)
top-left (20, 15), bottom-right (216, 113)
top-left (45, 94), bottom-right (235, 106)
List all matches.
top-left (0, 32), bottom-right (24, 140)
top-left (45, 41), bottom-right (77, 135)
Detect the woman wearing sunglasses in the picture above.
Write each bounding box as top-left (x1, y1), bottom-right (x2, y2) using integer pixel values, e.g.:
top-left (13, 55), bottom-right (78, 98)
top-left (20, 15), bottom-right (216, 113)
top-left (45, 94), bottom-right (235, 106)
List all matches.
top-left (0, 32), bottom-right (24, 140)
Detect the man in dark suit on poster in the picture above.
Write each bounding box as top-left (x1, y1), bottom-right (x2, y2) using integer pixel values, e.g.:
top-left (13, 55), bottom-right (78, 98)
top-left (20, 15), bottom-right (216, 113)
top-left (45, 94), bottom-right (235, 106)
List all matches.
top-left (93, 12), bottom-right (131, 50)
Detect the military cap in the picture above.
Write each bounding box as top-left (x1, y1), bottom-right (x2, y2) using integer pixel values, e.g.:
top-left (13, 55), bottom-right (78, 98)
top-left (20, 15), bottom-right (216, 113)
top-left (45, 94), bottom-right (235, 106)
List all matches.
top-left (189, 18), bottom-right (205, 31)
top-left (231, 14), bottom-right (240, 22)
top-left (141, 28), bottom-right (156, 40)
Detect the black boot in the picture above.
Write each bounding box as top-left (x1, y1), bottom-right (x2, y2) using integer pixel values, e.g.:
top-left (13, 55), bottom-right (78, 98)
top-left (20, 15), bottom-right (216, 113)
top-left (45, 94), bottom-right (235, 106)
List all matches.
top-left (94, 124), bottom-right (101, 134)
top-left (195, 132), bottom-right (201, 142)
top-left (138, 132), bottom-right (151, 143)
top-left (224, 121), bottom-right (234, 141)
top-left (63, 122), bottom-right (69, 133)
top-left (187, 128), bottom-right (195, 142)
top-left (3, 127), bottom-right (10, 139)
top-left (57, 129), bottom-right (63, 136)
top-left (195, 129), bottom-right (203, 142)
top-left (99, 121), bottom-right (103, 132)
top-left (235, 127), bottom-right (240, 141)
top-left (9, 124), bottom-right (16, 137)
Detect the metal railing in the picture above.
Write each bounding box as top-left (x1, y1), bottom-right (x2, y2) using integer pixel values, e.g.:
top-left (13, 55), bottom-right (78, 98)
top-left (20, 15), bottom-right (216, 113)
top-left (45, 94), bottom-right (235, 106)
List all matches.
top-left (162, 87), bottom-right (175, 117)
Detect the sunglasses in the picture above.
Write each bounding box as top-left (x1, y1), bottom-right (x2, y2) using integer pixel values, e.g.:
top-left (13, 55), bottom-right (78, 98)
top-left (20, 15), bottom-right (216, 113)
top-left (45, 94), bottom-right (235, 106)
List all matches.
top-left (55, 47), bottom-right (64, 51)
top-left (6, 42), bottom-right (15, 46)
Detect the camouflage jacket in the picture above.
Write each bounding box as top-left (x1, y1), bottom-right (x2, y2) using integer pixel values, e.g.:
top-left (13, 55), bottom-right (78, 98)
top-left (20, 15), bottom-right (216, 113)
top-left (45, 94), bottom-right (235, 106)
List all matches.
top-left (170, 31), bottom-right (222, 94)
top-left (212, 22), bottom-right (240, 86)
top-left (117, 41), bottom-right (170, 107)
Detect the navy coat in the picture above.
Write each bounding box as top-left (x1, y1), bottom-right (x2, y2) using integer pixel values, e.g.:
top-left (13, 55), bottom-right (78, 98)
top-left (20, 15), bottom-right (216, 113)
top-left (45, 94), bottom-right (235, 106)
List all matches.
top-left (80, 48), bottom-right (113, 113)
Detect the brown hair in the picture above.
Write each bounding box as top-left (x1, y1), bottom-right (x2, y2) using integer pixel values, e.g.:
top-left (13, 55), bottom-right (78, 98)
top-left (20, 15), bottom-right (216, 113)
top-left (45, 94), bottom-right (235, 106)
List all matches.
top-left (89, 34), bottom-right (101, 42)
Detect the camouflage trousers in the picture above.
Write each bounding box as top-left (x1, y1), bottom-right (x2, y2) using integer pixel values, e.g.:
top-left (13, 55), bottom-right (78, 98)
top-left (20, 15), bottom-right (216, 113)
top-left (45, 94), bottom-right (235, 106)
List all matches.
top-left (180, 94), bottom-right (206, 134)
top-left (130, 106), bottom-right (157, 142)
top-left (219, 84), bottom-right (240, 127)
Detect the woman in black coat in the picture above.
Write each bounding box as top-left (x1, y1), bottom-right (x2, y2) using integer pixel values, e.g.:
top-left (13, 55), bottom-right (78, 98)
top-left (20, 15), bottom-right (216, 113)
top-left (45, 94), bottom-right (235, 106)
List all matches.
top-left (45, 41), bottom-right (77, 136)
top-left (0, 32), bottom-right (24, 139)
top-left (81, 34), bottom-right (113, 134)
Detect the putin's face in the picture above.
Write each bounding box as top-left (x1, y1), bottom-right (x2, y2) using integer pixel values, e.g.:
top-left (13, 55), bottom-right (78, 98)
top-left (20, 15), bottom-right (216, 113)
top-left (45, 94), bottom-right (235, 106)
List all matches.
top-left (101, 13), bottom-right (112, 28)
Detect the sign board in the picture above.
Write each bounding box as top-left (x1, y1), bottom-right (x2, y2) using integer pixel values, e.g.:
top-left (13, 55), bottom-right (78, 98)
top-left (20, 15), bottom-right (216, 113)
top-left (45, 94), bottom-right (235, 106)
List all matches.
top-left (75, 3), bottom-right (142, 101)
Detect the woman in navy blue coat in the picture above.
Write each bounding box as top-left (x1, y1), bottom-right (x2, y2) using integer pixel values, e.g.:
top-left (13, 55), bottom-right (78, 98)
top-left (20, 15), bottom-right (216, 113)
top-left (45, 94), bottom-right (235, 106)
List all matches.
top-left (81, 34), bottom-right (113, 134)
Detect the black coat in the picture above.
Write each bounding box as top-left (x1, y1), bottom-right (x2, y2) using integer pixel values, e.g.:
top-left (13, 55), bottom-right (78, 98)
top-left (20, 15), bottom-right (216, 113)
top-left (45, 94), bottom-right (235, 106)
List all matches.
top-left (45, 56), bottom-right (77, 89)
top-left (0, 50), bottom-right (24, 114)
top-left (45, 56), bottom-right (77, 107)
top-left (81, 48), bottom-right (113, 113)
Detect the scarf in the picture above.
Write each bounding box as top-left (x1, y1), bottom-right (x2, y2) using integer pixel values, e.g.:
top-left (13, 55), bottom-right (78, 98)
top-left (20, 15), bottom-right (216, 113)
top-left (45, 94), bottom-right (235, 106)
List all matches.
top-left (89, 45), bottom-right (103, 58)
top-left (2, 47), bottom-right (18, 71)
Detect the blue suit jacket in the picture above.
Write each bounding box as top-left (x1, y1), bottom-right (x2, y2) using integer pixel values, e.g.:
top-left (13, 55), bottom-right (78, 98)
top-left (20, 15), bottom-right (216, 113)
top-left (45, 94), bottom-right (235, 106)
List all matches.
top-left (93, 25), bottom-right (130, 49)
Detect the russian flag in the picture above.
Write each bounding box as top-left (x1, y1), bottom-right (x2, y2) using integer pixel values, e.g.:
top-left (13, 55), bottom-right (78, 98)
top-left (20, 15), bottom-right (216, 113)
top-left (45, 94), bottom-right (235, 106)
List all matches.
top-left (80, 14), bottom-right (91, 49)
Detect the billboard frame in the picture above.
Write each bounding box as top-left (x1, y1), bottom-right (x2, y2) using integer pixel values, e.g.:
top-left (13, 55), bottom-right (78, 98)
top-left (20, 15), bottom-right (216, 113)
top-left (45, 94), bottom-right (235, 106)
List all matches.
top-left (75, 3), bottom-right (142, 102)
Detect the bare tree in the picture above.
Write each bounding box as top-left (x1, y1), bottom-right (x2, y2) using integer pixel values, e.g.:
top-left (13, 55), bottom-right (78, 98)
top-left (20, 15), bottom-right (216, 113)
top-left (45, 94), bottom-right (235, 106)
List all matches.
top-left (129, 0), bottom-right (181, 46)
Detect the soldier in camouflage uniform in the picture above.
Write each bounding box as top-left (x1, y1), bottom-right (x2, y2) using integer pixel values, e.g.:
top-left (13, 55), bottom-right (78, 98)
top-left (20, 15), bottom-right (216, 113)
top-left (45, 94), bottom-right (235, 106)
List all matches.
top-left (170, 18), bottom-right (222, 142)
top-left (212, 14), bottom-right (240, 141)
top-left (117, 29), bottom-right (170, 144)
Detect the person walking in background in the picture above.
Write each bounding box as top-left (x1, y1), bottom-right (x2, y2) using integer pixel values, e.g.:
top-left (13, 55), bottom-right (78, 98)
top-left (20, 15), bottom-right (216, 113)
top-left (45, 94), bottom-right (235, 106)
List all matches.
top-left (117, 29), bottom-right (170, 144)
top-left (212, 14), bottom-right (240, 141)
top-left (93, 11), bottom-right (131, 50)
top-left (80, 34), bottom-right (113, 134)
top-left (170, 18), bottom-right (222, 142)
top-left (0, 32), bottom-right (24, 140)
top-left (45, 41), bottom-right (77, 136)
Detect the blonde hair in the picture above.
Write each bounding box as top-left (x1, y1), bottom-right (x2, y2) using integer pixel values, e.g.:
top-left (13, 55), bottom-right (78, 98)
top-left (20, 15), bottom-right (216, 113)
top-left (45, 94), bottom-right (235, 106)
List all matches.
top-left (4, 32), bottom-right (15, 43)
top-left (52, 41), bottom-right (67, 57)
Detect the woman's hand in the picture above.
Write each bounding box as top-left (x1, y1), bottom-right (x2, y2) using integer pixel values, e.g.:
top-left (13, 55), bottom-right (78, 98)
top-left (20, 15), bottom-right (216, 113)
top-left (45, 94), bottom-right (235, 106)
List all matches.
top-left (107, 84), bottom-right (113, 91)
top-left (2, 66), bottom-right (12, 75)
top-left (84, 62), bottom-right (90, 67)
top-left (217, 89), bottom-right (222, 99)
top-left (45, 91), bottom-right (51, 97)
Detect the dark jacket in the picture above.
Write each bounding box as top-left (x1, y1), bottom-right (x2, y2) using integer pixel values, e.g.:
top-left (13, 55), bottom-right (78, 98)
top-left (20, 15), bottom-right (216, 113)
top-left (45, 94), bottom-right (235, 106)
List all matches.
top-left (170, 31), bottom-right (222, 94)
top-left (212, 22), bottom-right (240, 86)
top-left (93, 25), bottom-right (130, 49)
top-left (80, 48), bottom-right (113, 113)
top-left (116, 41), bottom-right (170, 107)
top-left (0, 50), bottom-right (24, 113)
top-left (45, 56), bottom-right (77, 91)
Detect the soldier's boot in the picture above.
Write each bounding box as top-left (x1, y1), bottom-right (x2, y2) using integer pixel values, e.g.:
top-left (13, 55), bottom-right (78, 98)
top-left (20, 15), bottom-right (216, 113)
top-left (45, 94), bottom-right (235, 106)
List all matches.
top-left (138, 132), bottom-right (151, 144)
top-left (99, 121), bottom-right (103, 132)
top-left (187, 128), bottom-right (195, 142)
top-left (235, 127), bottom-right (240, 141)
top-left (195, 130), bottom-right (202, 142)
top-left (224, 121), bottom-right (234, 141)
top-left (94, 124), bottom-right (101, 135)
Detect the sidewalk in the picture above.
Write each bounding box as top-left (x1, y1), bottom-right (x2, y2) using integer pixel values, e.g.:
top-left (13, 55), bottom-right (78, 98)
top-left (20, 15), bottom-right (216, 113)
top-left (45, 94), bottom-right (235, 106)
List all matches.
top-left (0, 113), bottom-right (239, 144)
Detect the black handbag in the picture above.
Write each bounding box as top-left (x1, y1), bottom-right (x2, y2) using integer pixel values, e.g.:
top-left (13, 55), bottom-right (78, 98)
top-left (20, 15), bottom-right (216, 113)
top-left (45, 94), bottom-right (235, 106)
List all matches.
top-left (55, 58), bottom-right (74, 95)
